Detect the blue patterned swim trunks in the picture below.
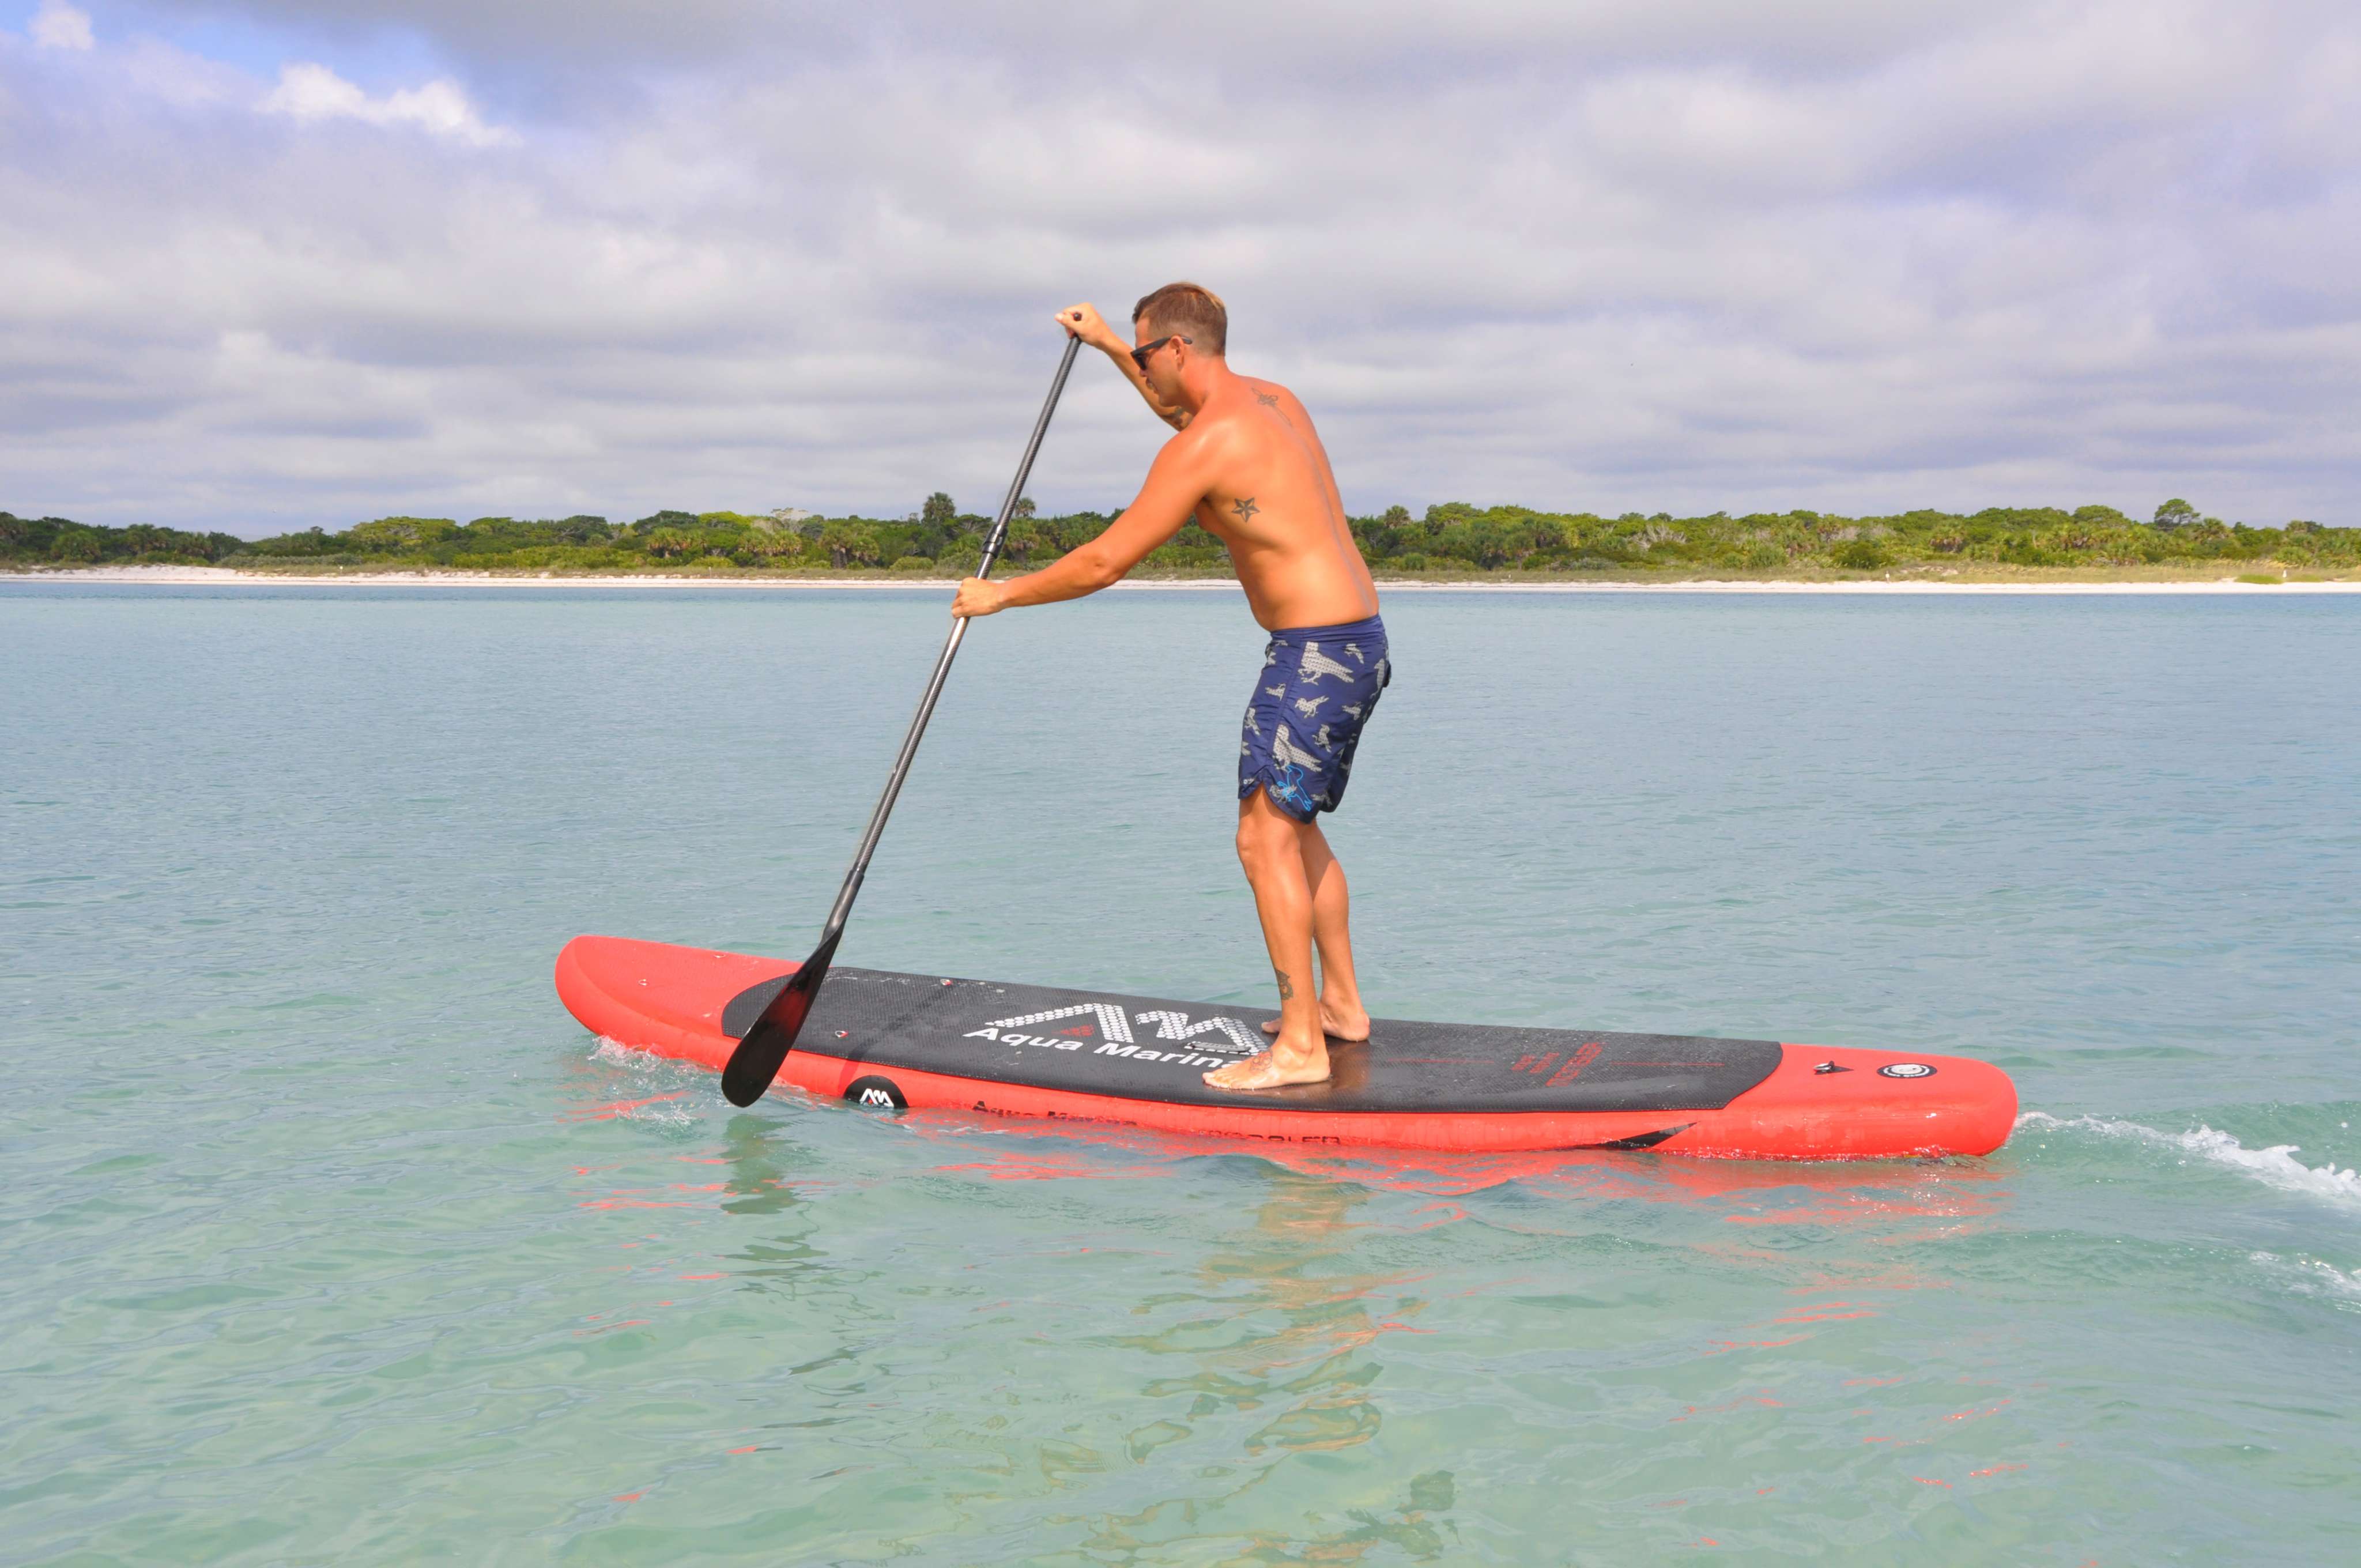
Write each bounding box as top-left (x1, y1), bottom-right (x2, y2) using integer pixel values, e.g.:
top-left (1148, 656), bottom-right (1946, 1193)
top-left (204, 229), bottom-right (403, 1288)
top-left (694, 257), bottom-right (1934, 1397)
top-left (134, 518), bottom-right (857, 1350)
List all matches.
top-left (1239, 614), bottom-right (1391, 822)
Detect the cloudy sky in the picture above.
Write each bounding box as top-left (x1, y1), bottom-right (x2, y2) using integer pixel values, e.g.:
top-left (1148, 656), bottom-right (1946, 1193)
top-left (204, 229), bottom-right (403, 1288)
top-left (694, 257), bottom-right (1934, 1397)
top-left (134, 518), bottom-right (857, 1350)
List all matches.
top-left (3, 0), bottom-right (2355, 534)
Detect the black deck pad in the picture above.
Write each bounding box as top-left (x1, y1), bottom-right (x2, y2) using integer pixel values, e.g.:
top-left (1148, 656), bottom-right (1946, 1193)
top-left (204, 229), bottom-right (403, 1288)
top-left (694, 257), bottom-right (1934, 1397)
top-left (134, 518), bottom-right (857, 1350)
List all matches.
top-left (725, 968), bottom-right (1780, 1115)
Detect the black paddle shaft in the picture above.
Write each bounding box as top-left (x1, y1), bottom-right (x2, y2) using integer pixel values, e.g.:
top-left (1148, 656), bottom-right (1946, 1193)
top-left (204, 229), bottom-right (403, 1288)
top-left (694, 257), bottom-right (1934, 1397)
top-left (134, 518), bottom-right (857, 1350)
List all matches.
top-left (722, 336), bottom-right (1083, 1106)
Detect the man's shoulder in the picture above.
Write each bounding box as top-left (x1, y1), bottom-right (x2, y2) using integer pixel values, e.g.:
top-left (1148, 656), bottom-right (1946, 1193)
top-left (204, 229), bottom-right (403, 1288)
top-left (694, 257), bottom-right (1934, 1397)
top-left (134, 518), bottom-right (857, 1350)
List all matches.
top-left (1194, 378), bottom-right (1305, 437)
top-left (1239, 374), bottom-right (1303, 410)
top-left (1164, 391), bottom-right (1254, 448)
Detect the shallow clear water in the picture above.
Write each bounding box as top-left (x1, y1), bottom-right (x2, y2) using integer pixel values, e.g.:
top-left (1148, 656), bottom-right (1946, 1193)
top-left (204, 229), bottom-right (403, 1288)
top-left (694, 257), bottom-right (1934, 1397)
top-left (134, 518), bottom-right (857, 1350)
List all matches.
top-left (3, 582), bottom-right (2356, 1565)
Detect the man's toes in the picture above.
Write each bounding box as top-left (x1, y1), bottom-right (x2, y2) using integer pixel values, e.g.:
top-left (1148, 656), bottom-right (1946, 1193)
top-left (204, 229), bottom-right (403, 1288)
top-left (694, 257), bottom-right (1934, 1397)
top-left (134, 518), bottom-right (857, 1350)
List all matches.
top-left (1204, 1048), bottom-right (1332, 1091)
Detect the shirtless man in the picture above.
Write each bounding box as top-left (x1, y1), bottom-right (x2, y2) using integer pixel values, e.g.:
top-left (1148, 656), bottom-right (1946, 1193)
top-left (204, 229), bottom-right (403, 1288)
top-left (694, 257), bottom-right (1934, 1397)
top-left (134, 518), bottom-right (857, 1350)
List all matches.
top-left (951, 282), bottom-right (1389, 1092)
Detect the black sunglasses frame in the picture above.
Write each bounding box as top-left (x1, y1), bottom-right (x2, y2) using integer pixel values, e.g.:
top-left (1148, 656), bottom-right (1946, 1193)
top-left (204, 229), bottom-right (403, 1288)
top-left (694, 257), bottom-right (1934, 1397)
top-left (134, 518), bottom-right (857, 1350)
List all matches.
top-left (1129, 334), bottom-right (1193, 374)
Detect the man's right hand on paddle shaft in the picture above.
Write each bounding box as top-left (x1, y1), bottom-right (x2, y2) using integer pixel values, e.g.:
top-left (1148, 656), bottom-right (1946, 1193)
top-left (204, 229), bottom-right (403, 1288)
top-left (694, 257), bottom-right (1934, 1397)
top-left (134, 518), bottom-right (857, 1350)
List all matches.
top-left (951, 578), bottom-right (1008, 619)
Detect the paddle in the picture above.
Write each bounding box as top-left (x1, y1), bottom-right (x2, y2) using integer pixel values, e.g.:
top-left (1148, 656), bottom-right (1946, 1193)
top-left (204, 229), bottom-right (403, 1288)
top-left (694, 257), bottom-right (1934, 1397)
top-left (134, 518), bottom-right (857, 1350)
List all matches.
top-left (721, 335), bottom-right (1083, 1106)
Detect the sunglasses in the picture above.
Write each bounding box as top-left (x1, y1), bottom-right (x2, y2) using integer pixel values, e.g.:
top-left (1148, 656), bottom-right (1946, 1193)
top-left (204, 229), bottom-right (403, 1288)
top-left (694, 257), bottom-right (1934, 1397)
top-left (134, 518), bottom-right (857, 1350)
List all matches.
top-left (1129, 334), bottom-right (1192, 374)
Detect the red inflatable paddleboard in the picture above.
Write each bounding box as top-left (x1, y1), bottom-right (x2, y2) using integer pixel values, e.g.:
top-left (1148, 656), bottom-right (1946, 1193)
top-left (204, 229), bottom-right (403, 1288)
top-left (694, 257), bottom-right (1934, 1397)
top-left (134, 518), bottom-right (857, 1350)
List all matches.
top-left (555, 935), bottom-right (2015, 1159)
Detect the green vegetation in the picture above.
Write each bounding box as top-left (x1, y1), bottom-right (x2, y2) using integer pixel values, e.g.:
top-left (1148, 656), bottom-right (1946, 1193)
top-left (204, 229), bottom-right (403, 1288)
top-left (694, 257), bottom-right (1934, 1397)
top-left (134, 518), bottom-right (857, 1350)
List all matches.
top-left (0, 513), bottom-right (246, 566)
top-left (5, 498), bottom-right (2354, 581)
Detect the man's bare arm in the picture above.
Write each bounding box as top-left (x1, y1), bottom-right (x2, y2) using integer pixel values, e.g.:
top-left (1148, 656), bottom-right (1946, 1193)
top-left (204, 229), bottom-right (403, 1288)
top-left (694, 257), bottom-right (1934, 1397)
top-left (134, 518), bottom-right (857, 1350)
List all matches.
top-left (1055, 303), bottom-right (1189, 430)
top-left (953, 435), bottom-right (1209, 615)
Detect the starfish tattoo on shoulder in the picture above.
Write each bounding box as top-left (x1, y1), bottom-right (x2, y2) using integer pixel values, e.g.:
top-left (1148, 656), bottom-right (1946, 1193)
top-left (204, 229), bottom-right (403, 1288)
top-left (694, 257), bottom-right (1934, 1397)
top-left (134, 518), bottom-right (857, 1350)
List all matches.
top-left (1232, 497), bottom-right (1259, 522)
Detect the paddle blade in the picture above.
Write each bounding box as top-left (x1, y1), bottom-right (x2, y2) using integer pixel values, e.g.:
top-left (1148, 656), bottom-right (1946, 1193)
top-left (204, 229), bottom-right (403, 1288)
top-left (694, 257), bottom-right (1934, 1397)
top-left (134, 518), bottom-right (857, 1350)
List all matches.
top-left (720, 930), bottom-right (841, 1106)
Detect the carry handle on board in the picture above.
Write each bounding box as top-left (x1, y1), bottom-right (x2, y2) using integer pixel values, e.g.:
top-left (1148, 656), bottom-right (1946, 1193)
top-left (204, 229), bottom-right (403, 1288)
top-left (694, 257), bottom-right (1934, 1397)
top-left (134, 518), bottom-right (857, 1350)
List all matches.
top-left (721, 334), bottom-right (1084, 1106)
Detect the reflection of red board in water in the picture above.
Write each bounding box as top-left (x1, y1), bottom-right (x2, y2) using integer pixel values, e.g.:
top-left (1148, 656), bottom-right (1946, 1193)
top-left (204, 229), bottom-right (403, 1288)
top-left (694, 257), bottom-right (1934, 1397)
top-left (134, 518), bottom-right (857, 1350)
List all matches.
top-left (554, 936), bottom-right (2017, 1160)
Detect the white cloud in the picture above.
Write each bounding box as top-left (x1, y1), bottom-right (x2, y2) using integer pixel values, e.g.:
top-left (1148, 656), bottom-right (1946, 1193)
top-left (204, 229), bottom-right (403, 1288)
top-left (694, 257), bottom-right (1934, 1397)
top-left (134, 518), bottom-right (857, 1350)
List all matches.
top-left (259, 62), bottom-right (514, 148)
top-left (29, 1), bottom-right (95, 51)
top-left (0, 1), bottom-right (2356, 533)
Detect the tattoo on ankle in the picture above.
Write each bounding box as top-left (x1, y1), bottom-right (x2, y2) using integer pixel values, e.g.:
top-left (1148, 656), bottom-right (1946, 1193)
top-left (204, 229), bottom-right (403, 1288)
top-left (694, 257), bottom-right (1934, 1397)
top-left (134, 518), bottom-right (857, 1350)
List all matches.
top-left (1232, 497), bottom-right (1259, 522)
top-left (1275, 968), bottom-right (1294, 1001)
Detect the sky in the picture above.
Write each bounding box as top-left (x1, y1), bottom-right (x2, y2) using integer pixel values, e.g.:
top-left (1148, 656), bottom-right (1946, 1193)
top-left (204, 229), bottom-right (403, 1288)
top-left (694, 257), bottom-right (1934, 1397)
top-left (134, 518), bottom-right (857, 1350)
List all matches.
top-left (2, 0), bottom-right (2355, 535)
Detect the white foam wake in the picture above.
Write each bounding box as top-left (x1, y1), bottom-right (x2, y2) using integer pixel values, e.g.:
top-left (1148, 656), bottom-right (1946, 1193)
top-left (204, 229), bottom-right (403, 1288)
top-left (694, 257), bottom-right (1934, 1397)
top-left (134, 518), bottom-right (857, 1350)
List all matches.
top-left (2017, 1112), bottom-right (2361, 1212)
top-left (2248, 1251), bottom-right (2361, 1301)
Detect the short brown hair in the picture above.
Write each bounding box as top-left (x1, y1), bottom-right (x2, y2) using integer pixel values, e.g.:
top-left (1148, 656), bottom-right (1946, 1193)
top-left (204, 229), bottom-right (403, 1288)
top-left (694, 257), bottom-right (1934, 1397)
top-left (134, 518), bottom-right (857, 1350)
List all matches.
top-left (1131, 281), bottom-right (1227, 357)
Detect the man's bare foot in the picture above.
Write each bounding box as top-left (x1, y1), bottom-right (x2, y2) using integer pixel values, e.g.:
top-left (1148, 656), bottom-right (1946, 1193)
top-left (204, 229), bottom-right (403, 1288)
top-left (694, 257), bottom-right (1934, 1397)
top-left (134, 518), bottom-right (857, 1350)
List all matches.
top-left (1261, 1002), bottom-right (1370, 1043)
top-left (1203, 1047), bottom-right (1331, 1091)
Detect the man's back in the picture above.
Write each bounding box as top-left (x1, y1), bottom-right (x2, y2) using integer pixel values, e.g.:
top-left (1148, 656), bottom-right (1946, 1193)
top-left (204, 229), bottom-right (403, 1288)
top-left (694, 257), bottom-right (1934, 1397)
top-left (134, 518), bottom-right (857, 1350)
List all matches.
top-left (1176, 374), bottom-right (1379, 631)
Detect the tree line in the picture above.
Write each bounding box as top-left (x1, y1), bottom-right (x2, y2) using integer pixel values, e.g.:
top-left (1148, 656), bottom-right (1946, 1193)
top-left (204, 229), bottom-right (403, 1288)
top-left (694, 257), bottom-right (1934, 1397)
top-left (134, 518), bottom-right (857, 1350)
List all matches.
top-left (5, 495), bottom-right (2353, 576)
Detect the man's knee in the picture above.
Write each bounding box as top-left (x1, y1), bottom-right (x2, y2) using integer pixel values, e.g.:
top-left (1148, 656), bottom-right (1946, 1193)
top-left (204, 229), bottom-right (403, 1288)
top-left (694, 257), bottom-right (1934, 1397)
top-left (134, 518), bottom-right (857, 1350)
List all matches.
top-left (1236, 791), bottom-right (1302, 868)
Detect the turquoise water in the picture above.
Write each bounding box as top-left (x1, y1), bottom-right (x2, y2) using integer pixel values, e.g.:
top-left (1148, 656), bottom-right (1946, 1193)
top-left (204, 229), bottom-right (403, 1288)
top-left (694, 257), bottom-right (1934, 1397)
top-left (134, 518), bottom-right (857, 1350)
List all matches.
top-left (4, 582), bottom-right (2357, 1565)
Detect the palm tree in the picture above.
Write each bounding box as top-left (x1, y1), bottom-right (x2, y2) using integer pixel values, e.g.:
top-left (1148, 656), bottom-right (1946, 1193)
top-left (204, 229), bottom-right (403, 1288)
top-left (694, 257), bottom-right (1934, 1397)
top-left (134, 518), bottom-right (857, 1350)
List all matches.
top-left (820, 521), bottom-right (881, 568)
top-left (1002, 517), bottom-right (1044, 565)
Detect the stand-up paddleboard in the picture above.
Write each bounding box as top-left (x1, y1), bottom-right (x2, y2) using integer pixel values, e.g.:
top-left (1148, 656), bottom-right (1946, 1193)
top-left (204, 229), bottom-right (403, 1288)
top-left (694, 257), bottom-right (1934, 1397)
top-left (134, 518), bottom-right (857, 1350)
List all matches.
top-left (557, 935), bottom-right (2015, 1159)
